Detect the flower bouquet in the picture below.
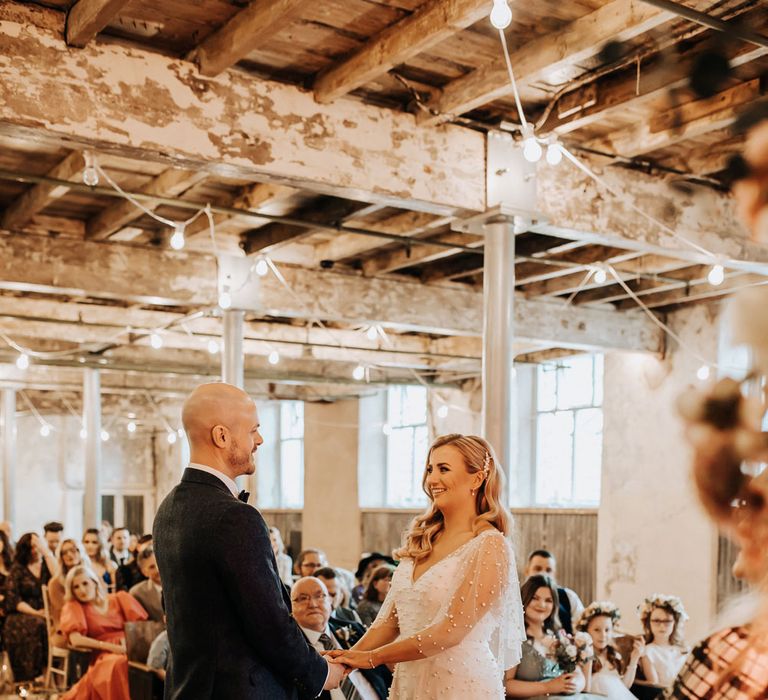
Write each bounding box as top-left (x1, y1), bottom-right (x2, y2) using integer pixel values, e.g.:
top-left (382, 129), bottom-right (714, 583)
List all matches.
top-left (551, 630), bottom-right (594, 673)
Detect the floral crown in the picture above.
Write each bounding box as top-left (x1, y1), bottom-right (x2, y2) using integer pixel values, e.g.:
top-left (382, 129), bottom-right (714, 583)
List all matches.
top-left (576, 601), bottom-right (621, 631)
top-left (638, 594), bottom-right (688, 622)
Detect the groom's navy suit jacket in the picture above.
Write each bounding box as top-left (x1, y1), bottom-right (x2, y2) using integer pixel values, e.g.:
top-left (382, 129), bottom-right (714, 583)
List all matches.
top-left (154, 468), bottom-right (327, 699)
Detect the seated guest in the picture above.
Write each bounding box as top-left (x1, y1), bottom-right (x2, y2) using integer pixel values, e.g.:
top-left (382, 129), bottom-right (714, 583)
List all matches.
top-left (356, 565), bottom-right (394, 628)
top-left (579, 601), bottom-right (644, 698)
top-left (116, 534), bottom-right (152, 592)
top-left (269, 527), bottom-right (294, 587)
top-left (315, 567), bottom-right (361, 624)
top-left (638, 594), bottom-right (688, 690)
top-left (48, 538), bottom-right (93, 642)
top-left (128, 546), bottom-right (163, 622)
top-left (0, 529), bottom-right (14, 629)
top-left (4, 532), bottom-right (49, 681)
top-left (505, 574), bottom-right (599, 699)
top-left (109, 526), bottom-right (131, 567)
top-left (147, 626), bottom-right (169, 681)
top-left (59, 565), bottom-right (148, 700)
top-left (42, 521), bottom-right (64, 567)
top-left (128, 533), bottom-right (139, 558)
top-left (291, 577), bottom-right (391, 700)
top-left (352, 553), bottom-right (395, 606)
top-left (525, 549), bottom-right (585, 635)
top-left (83, 528), bottom-right (117, 592)
top-left (294, 548), bottom-right (328, 578)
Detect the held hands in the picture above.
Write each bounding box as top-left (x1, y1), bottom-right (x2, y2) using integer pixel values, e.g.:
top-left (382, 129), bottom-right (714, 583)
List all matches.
top-left (325, 649), bottom-right (372, 670)
top-left (323, 657), bottom-right (347, 690)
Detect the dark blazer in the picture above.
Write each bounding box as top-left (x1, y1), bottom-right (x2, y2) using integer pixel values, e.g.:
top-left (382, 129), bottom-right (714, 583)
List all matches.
top-left (328, 617), bottom-right (392, 700)
top-left (154, 468), bottom-right (327, 699)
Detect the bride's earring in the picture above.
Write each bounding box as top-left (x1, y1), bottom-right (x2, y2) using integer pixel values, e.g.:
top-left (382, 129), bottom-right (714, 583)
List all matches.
top-left (470, 488), bottom-right (476, 496)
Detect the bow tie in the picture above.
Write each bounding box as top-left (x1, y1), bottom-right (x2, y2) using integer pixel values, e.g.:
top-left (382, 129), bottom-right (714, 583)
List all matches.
top-left (237, 490), bottom-right (250, 503)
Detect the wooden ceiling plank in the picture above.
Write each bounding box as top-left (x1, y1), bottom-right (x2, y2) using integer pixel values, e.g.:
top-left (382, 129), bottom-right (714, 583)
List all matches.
top-left (419, 0), bottom-right (672, 124)
top-left (65, 0), bottom-right (130, 47)
top-left (189, 0), bottom-right (313, 77)
top-left (1, 150), bottom-right (84, 230)
top-left (86, 168), bottom-right (207, 240)
top-left (314, 0), bottom-right (490, 103)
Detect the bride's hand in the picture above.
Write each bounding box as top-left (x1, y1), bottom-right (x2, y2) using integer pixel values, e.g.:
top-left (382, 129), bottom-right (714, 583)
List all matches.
top-left (321, 650), bottom-right (346, 659)
top-left (330, 650), bottom-right (373, 669)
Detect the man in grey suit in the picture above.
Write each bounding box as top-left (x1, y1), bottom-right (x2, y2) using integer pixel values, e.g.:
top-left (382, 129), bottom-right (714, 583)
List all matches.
top-left (129, 546), bottom-right (164, 622)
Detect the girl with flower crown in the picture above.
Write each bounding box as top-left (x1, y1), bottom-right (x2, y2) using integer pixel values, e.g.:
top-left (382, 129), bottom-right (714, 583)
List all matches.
top-left (579, 602), bottom-right (643, 699)
top-left (638, 595), bottom-right (688, 689)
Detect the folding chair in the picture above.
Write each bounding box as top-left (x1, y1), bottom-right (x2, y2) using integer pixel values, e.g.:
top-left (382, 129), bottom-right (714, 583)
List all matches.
top-left (41, 584), bottom-right (69, 690)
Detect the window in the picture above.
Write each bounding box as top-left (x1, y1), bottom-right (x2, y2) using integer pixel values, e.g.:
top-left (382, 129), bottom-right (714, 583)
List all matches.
top-left (358, 386), bottom-right (429, 508)
top-left (534, 354), bottom-right (603, 506)
top-left (257, 401), bottom-right (304, 508)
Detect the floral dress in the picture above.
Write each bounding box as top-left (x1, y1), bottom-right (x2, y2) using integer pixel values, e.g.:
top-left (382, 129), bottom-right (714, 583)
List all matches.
top-left (3, 562), bottom-right (48, 680)
top-left (515, 639), bottom-right (603, 699)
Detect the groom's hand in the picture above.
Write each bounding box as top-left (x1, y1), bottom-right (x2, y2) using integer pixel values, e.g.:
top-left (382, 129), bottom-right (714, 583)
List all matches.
top-left (323, 658), bottom-right (346, 690)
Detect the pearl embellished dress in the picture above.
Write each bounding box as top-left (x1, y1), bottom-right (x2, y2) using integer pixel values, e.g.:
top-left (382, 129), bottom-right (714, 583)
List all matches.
top-left (370, 529), bottom-right (524, 699)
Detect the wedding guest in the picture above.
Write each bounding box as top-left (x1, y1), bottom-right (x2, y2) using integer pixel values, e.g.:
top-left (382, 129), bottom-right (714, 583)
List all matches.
top-left (3, 532), bottom-right (49, 681)
top-left (147, 626), bottom-right (169, 681)
top-left (294, 548), bottom-right (328, 578)
top-left (352, 553), bottom-right (395, 606)
top-left (59, 565), bottom-right (148, 700)
top-left (638, 595), bottom-right (688, 688)
top-left (579, 601), bottom-right (643, 698)
top-left (356, 565), bottom-right (394, 628)
top-left (48, 538), bottom-right (93, 642)
top-left (291, 576), bottom-right (391, 699)
top-left (115, 534), bottom-right (151, 592)
top-left (525, 549), bottom-right (585, 635)
top-left (109, 526), bottom-right (131, 567)
top-left (505, 574), bottom-right (596, 698)
top-left (83, 528), bottom-right (117, 591)
top-left (43, 521), bottom-right (64, 557)
top-left (269, 527), bottom-right (294, 587)
top-left (128, 533), bottom-right (139, 558)
top-left (128, 547), bottom-right (163, 622)
top-left (315, 567), bottom-right (361, 624)
top-left (0, 529), bottom-right (13, 642)
top-left (99, 520), bottom-right (113, 547)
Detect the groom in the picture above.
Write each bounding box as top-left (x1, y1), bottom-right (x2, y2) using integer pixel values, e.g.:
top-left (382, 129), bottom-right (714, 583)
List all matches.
top-left (154, 382), bottom-right (344, 698)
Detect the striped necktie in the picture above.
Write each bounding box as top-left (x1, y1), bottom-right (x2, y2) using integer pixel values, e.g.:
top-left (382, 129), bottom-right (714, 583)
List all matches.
top-left (318, 633), bottom-right (362, 700)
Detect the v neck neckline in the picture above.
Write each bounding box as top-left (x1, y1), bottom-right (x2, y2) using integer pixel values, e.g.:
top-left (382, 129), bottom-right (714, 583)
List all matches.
top-left (410, 529), bottom-right (493, 585)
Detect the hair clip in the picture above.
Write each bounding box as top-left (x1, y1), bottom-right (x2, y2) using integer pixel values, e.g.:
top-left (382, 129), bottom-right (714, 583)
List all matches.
top-left (482, 451), bottom-right (491, 476)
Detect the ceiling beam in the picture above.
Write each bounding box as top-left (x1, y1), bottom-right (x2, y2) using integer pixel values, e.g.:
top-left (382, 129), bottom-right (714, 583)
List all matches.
top-left (313, 0), bottom-right (489, 104)
top-left (65, 0), bottom-right (129, 47)
top-left (86, 168), bottom-right (207, 240)
top-left (1, 150), bottom-right (84, 231)
top-left (419, 0), bottom-right (671, 125)
top-left (0, 3), bottom-right (484, 216)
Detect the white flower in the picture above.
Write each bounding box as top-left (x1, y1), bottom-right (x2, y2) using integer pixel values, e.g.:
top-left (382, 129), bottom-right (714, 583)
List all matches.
top-left (566, 645), bottom-right (577, 658)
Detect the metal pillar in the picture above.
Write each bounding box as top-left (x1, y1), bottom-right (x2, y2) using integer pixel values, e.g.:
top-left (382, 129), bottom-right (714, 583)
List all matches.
top-left (482, 219), bottom-right (516, 473)
top-left (0, 390), bottom-right (16, 526)
top-left (83, 369), bottom-right (102, 529)
top-left (222, 310), bottom-right (245, 388)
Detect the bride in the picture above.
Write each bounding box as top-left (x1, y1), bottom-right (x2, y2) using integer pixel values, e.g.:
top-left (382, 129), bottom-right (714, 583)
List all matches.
top-left (329, 433), bottom-right (524, 699)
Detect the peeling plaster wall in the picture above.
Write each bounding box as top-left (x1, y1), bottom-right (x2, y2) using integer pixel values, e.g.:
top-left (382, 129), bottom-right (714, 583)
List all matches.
top-left (598, 304), bottom-right (720, 642)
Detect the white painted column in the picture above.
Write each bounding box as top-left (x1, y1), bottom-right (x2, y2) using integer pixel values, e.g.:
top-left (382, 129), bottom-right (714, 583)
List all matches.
top-left (222, 310), bottom-right (245, 389)
top-left (482, 218), bottom-right (516, 475)
top-left (0, 389), bottom-right (16, 526)
top-left (83, 369), bottom-right (102, 529)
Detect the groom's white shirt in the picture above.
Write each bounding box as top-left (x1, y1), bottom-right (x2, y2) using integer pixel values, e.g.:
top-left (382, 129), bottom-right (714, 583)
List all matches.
top-left (300, 626), bottom-right (378, 700)
top-left (188, 462), bottom-right (239, 498)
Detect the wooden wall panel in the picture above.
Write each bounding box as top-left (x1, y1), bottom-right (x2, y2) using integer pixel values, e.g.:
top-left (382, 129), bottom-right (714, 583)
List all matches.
top-left (262, 509), bottom-right (303, 562)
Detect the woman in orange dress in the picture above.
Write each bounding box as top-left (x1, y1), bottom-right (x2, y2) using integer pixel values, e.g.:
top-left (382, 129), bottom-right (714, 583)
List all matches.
top-left (60, 565), bottom-right (148, 700)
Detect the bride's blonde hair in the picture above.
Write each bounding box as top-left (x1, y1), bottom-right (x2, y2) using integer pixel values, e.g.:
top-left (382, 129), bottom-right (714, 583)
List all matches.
top-left (394, 433), bottom-right (511, 562)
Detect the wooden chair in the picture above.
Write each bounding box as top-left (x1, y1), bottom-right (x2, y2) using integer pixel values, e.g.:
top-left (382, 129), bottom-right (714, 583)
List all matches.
top-left (41, 584), bottom-right (69, 689)
top-left (125, 620), bottom-right (165, 700)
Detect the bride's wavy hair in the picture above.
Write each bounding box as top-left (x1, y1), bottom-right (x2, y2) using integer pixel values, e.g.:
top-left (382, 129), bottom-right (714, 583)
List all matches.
top-left (393, 434), bottom-right (511, 562)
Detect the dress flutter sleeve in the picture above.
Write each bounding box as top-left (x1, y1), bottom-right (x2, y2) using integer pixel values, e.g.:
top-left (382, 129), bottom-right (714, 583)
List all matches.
top-left (115, 591), bottom-right (149, 622)
top-left (404, 531), bottom-right (524, 668)
top-left (60, 600), bottom-right (88, 637)
top-left (369, 561), bottom-right (405, 633)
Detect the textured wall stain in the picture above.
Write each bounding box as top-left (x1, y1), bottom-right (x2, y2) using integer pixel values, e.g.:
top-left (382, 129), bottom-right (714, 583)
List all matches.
top-left (604, 542), bottom-right (638, 597)
top-left (208, 130), bottom-right (273, 165)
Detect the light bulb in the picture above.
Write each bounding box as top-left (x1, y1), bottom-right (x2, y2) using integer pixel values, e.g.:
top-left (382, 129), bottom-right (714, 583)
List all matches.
top-left (15, 353), bottom-right (29, 370)
top-left (268, 350), bottom-right (280, 365)
top-left (382, 423), bottom-right (392, 436)
top-left (594, 267), bottom-right (607, 284)
top-left (255, 258), bottom-right (269, 277)
top-left (150, 332), bottom-right (163, 349)
top-left (489, 0), bottom-right (512, 29)
top-left (510, 365), bottom-right (518, 379)
top-left (207, 339), bottom-right (220, 354)
top-left (79, 428), bottom-right (87, 440)
top-left (83, 151), bottom-right (99, 187)
top-left (100, 429), bottom-right (110, 442)
top-left (127, 421), bottom-right (137, 433)
top-left (352, 364), bottom-right (365, 381)
top-left (366, 326), bottom-right (378, 341)
top-left (697, 365), bottom-right (711, 381)
top-left (167, 431), bottom-right (177, 445)
top-left (39, 424), bottom-right (51, 437)
top-left (708, 264), bottom-right (724, 286)
top-left (170, 224), bottom-right (185, 250)
top-left (177, 427), bottom-right (184, 437)
top-left (523, 136), bottom-right (542, 163)
top-left (218, 289), bottom-right (232, 310)
top-left (437, 405), bottom-right (449, 419)
top-left (546, 143), bottom-right (563, 166)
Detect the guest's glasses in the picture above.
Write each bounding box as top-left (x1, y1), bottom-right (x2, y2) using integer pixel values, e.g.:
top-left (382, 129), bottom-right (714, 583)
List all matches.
top-left (292, 592), bottom-right (328, 605)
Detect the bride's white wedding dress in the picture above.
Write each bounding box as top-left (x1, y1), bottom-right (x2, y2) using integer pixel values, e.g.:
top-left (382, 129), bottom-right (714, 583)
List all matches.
top-left (369, 529), bottom-right (524, 699)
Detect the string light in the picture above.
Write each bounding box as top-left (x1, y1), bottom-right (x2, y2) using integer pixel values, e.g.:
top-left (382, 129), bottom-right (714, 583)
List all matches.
top-left (489, 0), bottom-right (512, 29)
top-left (100, 429), bottom-right (110, 442)
top-left (708, 263), bottom-right (725, 286)
top-left (366, 326), bottom-right (379, 341)
top-left (127, 421), bottom-right (137, 433)
top-left (169, 223), bottom-right (186, 251)
top-left (79, 428), bottom-right (87, 440)
top-left (545, 140), bottom-right (563, 166)
top-left (39, 424), bottom-right (51, 437)
top-left (255, 257), bottom-right (269, 277)
top-left (268, 350), bottom-right (280, 365)
top-left (352, 364), bottom-right (365, 381)
top-left (167, 431), bottom-right (177, 445)
top-left (218, 286), bottom-right (232, 310)
top-left (149, 332), bottom-right (163, 349)
top-left (521, 125), bottom-right (542, 163)
top-left (437, 404), bottom-right (449, 419)
top-left (15, 353), bottom-right (29, 370)
top-left (207, 339), bottom-right (220, 354)
top-left (593, 266), bottom-right (607, 284)
top-left (382, 423), bottom-right (392, 436)
top-left (177, 427), bottom-right (184, 437)
top-left (82, 152), bottom-right (99, 187)
top-left (697, 365), bottom-right (711, 381)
